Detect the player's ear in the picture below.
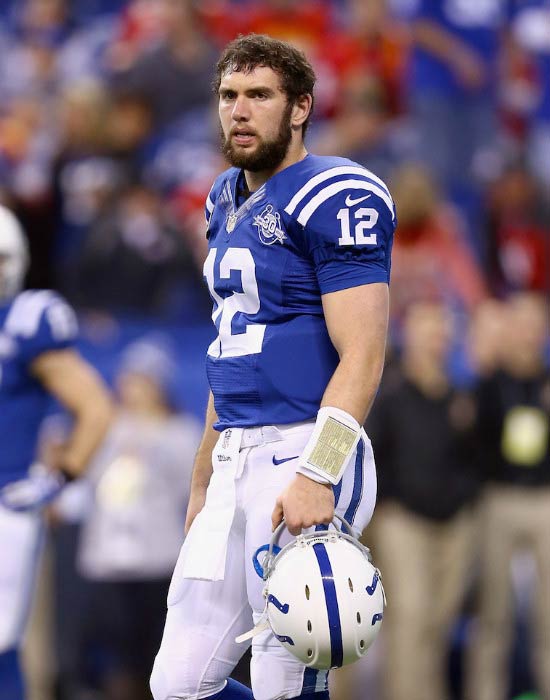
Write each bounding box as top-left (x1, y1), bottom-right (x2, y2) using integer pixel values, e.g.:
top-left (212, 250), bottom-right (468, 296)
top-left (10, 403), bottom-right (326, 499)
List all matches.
top-left (291, 94), bottom-right (312, 129)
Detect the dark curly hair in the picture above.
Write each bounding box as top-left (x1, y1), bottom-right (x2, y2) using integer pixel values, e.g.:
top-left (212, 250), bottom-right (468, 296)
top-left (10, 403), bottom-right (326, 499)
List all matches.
top-left (213, 33), bottom-right (316, 134)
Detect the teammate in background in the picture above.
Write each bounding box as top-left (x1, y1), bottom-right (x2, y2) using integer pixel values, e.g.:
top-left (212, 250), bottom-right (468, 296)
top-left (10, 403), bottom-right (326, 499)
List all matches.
top-left (0, 204), bottom-right (113, 700)
top-left (151, 34), bottom-right (396, 700)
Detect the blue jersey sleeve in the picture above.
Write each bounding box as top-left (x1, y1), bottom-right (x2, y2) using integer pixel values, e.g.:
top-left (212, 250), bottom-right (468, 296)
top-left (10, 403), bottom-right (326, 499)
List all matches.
top-left (6, 291), bottom-right (78, 365)
top-left (286, 169), bottom-right (396, 295)
top-left (205, 184), bottom-right (216, 226)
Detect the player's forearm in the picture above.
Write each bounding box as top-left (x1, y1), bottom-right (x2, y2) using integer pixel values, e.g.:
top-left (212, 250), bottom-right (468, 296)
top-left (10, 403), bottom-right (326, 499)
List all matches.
top-left (61, 392), bottom-right (113, 477)
top-left (31, 350), bottom-right (114, 478)
top-left (321, 347), bottom-right (385, 425)
top-left (412, 19), bottom-right (476, 66)
top-left (190, 392), bottom-right (219, 489)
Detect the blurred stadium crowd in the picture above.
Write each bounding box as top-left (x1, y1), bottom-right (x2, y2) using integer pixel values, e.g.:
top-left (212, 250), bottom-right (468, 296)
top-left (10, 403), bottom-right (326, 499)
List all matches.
top-left (0, 0), bottom-right (548, 699)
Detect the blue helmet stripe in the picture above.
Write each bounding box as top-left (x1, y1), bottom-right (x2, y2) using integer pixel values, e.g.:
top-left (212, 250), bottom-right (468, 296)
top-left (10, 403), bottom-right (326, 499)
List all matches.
top-left (313, 542), bottom-right (343, 667)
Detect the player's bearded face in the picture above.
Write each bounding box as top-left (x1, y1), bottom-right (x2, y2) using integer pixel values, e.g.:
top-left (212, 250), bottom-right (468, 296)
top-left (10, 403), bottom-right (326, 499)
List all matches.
top-left (220, 101), bottom-right (293, 172)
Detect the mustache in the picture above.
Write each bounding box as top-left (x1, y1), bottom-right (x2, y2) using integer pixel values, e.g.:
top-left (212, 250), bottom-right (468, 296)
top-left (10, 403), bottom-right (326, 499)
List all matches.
top-left (229, 127), bottom-right (257, 137)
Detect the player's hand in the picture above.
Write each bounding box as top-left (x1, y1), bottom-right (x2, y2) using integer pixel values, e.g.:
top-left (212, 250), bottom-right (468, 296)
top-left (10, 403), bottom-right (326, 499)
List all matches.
top-left (0, 463), bottom-right (67, 513)
top-left (184, 483), bottom-right (208, 535)
top-left (272, 473), bottom-right (334, 536)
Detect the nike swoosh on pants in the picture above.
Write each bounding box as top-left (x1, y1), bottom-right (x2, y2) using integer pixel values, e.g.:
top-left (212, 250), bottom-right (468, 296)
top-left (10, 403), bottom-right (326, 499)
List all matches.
top-left (272, 455), bottom-right (300, 466)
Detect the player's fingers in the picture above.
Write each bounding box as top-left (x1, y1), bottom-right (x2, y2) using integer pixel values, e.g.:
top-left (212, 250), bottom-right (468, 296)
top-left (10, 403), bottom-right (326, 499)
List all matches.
top-left (286, 521), bottom-right (302, 536)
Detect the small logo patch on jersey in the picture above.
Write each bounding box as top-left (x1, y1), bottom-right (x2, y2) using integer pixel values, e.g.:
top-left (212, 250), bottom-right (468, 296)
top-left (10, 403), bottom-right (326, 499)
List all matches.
top-left (272, 454), bottom-right (299, 466)
top-left (226, 213), bottom-right (237, 233)
top-left (345, 193), bottom-right (372, 207)
top-left (254, 204), bottom-right (286, 245)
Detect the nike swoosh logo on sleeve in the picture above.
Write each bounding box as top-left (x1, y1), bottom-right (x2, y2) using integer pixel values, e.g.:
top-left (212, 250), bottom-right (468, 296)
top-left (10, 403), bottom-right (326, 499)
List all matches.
top-left (345, 194), bottom-right (372, 207)
top-left (272, 455), bottom-right (300, 466)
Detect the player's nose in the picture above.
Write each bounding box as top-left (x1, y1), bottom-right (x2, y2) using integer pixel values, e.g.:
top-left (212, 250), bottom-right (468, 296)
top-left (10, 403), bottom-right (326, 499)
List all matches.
top-left (231, 95), bottom-right (250, 120)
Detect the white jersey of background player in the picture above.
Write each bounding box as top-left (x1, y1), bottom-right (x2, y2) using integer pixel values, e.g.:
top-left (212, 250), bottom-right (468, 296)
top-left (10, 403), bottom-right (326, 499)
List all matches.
top-left (0, 205), bottom-right (112, 699)
top-left (151, 34), bottom-right (396, 700)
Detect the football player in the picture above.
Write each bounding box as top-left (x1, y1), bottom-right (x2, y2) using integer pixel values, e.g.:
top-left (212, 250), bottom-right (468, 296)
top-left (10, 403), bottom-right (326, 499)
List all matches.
top-left (0, 204), bottom-right (113, 699)
top-left (151, 34), bottom-right (396, 700)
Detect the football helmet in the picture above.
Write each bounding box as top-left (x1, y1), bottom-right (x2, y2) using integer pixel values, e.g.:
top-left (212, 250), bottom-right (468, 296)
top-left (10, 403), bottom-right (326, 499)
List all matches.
top-left (0, 204), bottom-right (29, 301)
top-left (259, 516), bottom-right (385, 670)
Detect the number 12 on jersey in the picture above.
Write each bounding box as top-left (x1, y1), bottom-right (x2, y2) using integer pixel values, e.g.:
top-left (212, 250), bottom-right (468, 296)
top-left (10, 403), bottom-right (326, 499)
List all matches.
top-left (204, 247), bottom-right (266, 359)
top-left (337, 207), bottom-right (378, 246)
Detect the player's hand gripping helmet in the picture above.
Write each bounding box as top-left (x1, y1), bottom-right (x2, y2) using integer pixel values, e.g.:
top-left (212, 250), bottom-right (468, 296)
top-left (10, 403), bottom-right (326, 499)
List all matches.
top-left (240, 516), bottom-right (385, 671)
top-left (0, 204), bottom-right (29, 301)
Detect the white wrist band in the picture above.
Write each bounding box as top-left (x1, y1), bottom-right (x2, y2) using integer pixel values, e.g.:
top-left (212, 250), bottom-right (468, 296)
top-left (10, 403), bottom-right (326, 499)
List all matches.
top-left (296, 406), bottom-right (362, 485)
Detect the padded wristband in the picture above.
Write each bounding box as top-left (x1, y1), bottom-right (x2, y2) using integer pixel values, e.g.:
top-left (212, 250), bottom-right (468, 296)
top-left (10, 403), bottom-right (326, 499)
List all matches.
top-left (296, 406), bottom-right (361, 485)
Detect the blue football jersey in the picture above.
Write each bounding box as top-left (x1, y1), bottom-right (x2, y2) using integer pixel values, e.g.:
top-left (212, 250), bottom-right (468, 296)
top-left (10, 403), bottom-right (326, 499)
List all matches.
top-left (0, 290), bottom-right (78, 488)
top-left (203, 154), bottom-right (396, 430)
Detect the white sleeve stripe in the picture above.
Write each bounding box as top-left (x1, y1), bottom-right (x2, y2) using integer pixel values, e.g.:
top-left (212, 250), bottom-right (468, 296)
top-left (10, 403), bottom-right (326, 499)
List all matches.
top-left (284, 166), bottom-right (393, 215)
top-left (5, 291), bottom-right (56, 337)
top-left (296, 179), bottom-right (395, 226)
top-left (206, 196), bottom-right (214, 215)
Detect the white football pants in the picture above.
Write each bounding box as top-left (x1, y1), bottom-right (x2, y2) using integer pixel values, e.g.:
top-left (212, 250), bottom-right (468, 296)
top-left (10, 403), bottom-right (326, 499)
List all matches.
top-left (151, 421), bottom-right (377, 700)
top-left (0, 505), bottom-right (43, 652)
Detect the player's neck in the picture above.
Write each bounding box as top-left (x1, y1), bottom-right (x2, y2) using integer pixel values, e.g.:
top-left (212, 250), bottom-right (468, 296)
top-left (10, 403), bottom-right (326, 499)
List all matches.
top-left (244, 143), bottom-right (308, 192)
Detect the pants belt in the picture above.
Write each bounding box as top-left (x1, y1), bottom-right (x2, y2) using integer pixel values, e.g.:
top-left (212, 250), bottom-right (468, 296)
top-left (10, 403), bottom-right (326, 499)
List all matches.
top-left (239, 420), bottom-right (314, 449)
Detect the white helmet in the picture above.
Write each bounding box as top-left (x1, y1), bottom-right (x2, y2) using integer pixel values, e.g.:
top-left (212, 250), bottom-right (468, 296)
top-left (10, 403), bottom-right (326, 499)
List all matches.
top-left (0, 204), bottom-right (29, 301)
top-left (261, 517), bottom-right (385, 670)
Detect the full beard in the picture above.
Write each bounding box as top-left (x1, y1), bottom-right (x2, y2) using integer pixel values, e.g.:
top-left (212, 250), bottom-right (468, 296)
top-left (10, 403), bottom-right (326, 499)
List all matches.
top-left (220, 105), bottom-right (293, 172)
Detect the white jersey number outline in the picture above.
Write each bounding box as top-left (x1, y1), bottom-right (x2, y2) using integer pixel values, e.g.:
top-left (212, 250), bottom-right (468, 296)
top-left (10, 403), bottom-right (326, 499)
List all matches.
top-left (337, 207), bottom-right (379, 246)
top-left (204, 247), bottom-right (266, 358)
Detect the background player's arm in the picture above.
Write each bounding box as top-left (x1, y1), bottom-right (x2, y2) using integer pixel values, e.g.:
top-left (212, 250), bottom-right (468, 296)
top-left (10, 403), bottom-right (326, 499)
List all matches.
top-left (411, 18), bottom-right (486, 90)
top-left (31, 348), bottom-right (113, 478)
top-left (272, 282), bottom-right (389, 535)
top-left (185, 391), bottom-right (219, 534)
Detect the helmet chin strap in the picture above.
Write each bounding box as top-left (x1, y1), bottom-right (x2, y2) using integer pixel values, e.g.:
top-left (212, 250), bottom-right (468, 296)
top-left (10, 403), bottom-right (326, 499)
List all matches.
top-left (235, 617), bottom-right (270, 644)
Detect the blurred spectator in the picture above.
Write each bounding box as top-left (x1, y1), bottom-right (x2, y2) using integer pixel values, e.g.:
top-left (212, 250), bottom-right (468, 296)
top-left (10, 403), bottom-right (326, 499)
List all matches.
top-left (53, 335), bottom-right (202, 700)
top-left (74, 182), bottom-right (197, 318)
top-left (49, 80), bottom-right (120, 293)
top-left (388, 162), bottom-right (488, 324)
top-left (109, 0), bottom-right (217, 129)
top-left (483, 163), bottom-right (550, 296)
top-left (311, 72), bottom-right (396, 180)
top-left (508, 1), bottom-right (550, 190)
top-left (466, 297), bottom-right (509, 379)
top-left (202, 0), bottom-right (334, 47)
top-left (106, 0), bottom-right (170, 72)
top-left (310, 0), bottom-right (412, 178)
top-left (467, 292), bottom-right (550, 700)
top-left (330, 0), bottom-right (409, 118)
top-left (406, 0), bottom-right (507, 215)
top-left (367, 300), bottom-right (481, 700)
top-left (0, 0), bottom-right (75, 105)
top-left (200, 0), bottom-right (342, 117)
